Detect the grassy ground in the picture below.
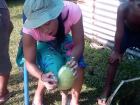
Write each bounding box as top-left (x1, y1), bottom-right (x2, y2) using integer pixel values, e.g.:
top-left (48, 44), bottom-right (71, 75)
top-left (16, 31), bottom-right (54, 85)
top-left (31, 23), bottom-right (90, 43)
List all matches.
top-left (4, 0), bottom-right (140, 105)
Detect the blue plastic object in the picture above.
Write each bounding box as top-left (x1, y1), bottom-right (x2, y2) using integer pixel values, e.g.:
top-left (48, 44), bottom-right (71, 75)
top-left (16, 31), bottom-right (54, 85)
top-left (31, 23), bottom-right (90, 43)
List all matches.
top-left (22, 10), bottom-right (29, 105)
top-left (23, 63), bottom-right (29, 105)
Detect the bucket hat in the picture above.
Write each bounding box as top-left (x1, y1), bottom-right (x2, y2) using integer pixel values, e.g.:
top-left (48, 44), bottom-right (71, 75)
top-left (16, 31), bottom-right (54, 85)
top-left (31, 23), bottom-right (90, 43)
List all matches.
top-left (23, 0), bottom-right (64, 29)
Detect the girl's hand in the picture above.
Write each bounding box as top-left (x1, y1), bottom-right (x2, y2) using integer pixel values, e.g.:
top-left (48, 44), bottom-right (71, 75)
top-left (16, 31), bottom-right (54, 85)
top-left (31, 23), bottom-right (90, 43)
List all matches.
top-left (41, 72), bottom-right (58, 90)
top-left (66, 57), bottom-right (78, 78)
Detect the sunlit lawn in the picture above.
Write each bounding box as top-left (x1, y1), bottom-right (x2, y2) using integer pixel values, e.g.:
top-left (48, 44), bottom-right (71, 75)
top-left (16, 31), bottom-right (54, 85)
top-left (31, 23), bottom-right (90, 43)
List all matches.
top-left (4, 0), bottom-right (140, 105)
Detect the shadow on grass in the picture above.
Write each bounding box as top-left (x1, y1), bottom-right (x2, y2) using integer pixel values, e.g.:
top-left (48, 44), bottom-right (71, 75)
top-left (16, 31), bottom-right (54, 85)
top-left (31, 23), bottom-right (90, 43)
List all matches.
top-left (44, 91), bottom-right (61, 105)
top-left (4, 96), bottom-right (24, 105)
top-left (43, 89), bottom-right (97, 105)
top-left (7, 0), bottom-right (24, 20)
top-left (79, 89), bottom-right (98, 105)
top-left (9, 71), bottom-right (23, 85)
top-left (11, 13), bottom-right (22, 20)
top-left (6, 0), bottom-right (25, 7)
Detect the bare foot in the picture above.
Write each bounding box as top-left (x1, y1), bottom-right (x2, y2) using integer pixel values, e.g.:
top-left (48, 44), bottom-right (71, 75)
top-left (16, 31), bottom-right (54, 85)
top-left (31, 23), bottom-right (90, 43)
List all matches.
top-left (0, 91), bottom-right (11, 105)
top-left (97, 87), bottom-right (111, 105)
top-left (97, 96), bottom-right (108, 105)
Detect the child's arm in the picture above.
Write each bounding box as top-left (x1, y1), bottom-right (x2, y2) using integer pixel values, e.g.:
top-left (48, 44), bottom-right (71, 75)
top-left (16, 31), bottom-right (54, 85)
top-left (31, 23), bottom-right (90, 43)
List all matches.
top-left (114, 5), bottom-right (125, 53)
top-left (22, 33), bottom-right (41, 78)
top-left (22, 33), bottom-right (57, 89)
top-left (109, 5), bottom-right (125, 63)
top-left (66, 16), bottom-right (84, 77)
top-left (71, 15), bottom-right (84, 62)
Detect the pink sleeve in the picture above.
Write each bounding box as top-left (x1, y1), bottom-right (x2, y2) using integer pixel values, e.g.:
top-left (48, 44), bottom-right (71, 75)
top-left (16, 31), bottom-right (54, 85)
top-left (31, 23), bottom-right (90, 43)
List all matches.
top-left (68, 2), bottom-right (82, 25)
top-left (22, 27), bottom-right (38, 40)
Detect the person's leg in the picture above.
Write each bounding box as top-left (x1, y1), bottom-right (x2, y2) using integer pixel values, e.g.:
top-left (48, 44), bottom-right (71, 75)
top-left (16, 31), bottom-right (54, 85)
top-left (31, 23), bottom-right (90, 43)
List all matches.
top-left (34, 42), bottom-right (65, 104)
top-left (0, 73), bottom-right (10, 100)
top-left (33, 79), bottom-right (45, 105)
top-left (97, 23), bottom-right (131, 104)
top-left (0, 8), bottom-right (13, 104)
top-left (60, 67), bottom-right (85, 105)
top-left (60, 35), bottom-right (86, 105)
top-left (97, 57), bottom-right (122, 104)
top-left (70, 67), bottom-right (84, 105)
top-left (61, 90), bottom-right (69, 105)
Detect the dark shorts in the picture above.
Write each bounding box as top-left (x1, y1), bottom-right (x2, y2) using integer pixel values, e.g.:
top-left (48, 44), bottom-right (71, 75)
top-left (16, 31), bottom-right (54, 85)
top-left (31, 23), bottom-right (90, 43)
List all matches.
top-left (0, 8), bottom-right (13, 75)
top-left (119, 23), bottom-right (140, 54)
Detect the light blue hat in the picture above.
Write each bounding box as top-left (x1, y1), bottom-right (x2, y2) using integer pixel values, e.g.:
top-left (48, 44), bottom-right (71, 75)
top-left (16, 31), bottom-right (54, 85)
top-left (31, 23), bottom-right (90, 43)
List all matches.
top-left (23, 0), bottom-right (64, 29)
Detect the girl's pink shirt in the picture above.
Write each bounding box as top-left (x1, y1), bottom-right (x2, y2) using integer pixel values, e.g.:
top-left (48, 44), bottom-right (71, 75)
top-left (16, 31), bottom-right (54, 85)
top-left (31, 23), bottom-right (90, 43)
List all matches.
top-left (22, 1), bottom-right (82, 42)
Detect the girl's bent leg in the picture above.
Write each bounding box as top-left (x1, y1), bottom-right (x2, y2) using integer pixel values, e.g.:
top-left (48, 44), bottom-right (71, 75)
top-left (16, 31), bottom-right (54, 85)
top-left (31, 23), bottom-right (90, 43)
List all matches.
top-left (71, 67), bottom-right (84, 105)
top-left (33, 79), bottom-right (45, 105)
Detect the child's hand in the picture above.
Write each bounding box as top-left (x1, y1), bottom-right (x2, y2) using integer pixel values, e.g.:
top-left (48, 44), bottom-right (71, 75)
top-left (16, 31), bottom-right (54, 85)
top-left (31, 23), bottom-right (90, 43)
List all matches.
top-left (66, 57), bottom-right (78, 78)
top-left (109, 51), bottom-right (122, 63)
top-left (41, 72), bottom-right (57, 90)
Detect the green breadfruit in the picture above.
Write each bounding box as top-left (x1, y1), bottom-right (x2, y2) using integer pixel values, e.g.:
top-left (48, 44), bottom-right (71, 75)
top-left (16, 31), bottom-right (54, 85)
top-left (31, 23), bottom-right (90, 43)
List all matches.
top-left (57, 65), bottom-right (75, 90)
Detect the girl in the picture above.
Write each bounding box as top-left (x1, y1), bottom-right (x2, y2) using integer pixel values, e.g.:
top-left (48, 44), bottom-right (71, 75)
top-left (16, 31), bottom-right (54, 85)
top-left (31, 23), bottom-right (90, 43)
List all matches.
top-left (17, 0), bottom-right (86, 105)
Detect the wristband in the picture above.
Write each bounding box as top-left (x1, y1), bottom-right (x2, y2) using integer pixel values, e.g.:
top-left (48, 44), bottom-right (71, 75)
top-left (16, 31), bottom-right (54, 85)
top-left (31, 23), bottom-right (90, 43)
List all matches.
top-left (70, 57), bottom-right (75, 64)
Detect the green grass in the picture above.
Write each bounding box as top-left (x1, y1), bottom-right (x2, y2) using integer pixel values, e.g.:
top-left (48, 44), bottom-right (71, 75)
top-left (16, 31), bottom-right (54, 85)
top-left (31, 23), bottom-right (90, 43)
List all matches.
top-left (4, 0), bottom-right (140, 105)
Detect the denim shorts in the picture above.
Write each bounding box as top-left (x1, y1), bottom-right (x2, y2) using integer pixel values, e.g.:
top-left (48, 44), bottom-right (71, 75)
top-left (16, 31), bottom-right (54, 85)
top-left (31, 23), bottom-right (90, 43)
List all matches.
top-left (117, 23), bottom-right (140, 54)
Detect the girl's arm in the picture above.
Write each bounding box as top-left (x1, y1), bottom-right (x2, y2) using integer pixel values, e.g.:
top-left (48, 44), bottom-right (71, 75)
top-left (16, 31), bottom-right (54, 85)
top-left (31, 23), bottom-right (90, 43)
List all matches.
top-left (71, 15), bottom-right (84, 62)
top-left (22, 33), bottom-right (43, 79)
top-left (22, 33), bottom-right (57, 89)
